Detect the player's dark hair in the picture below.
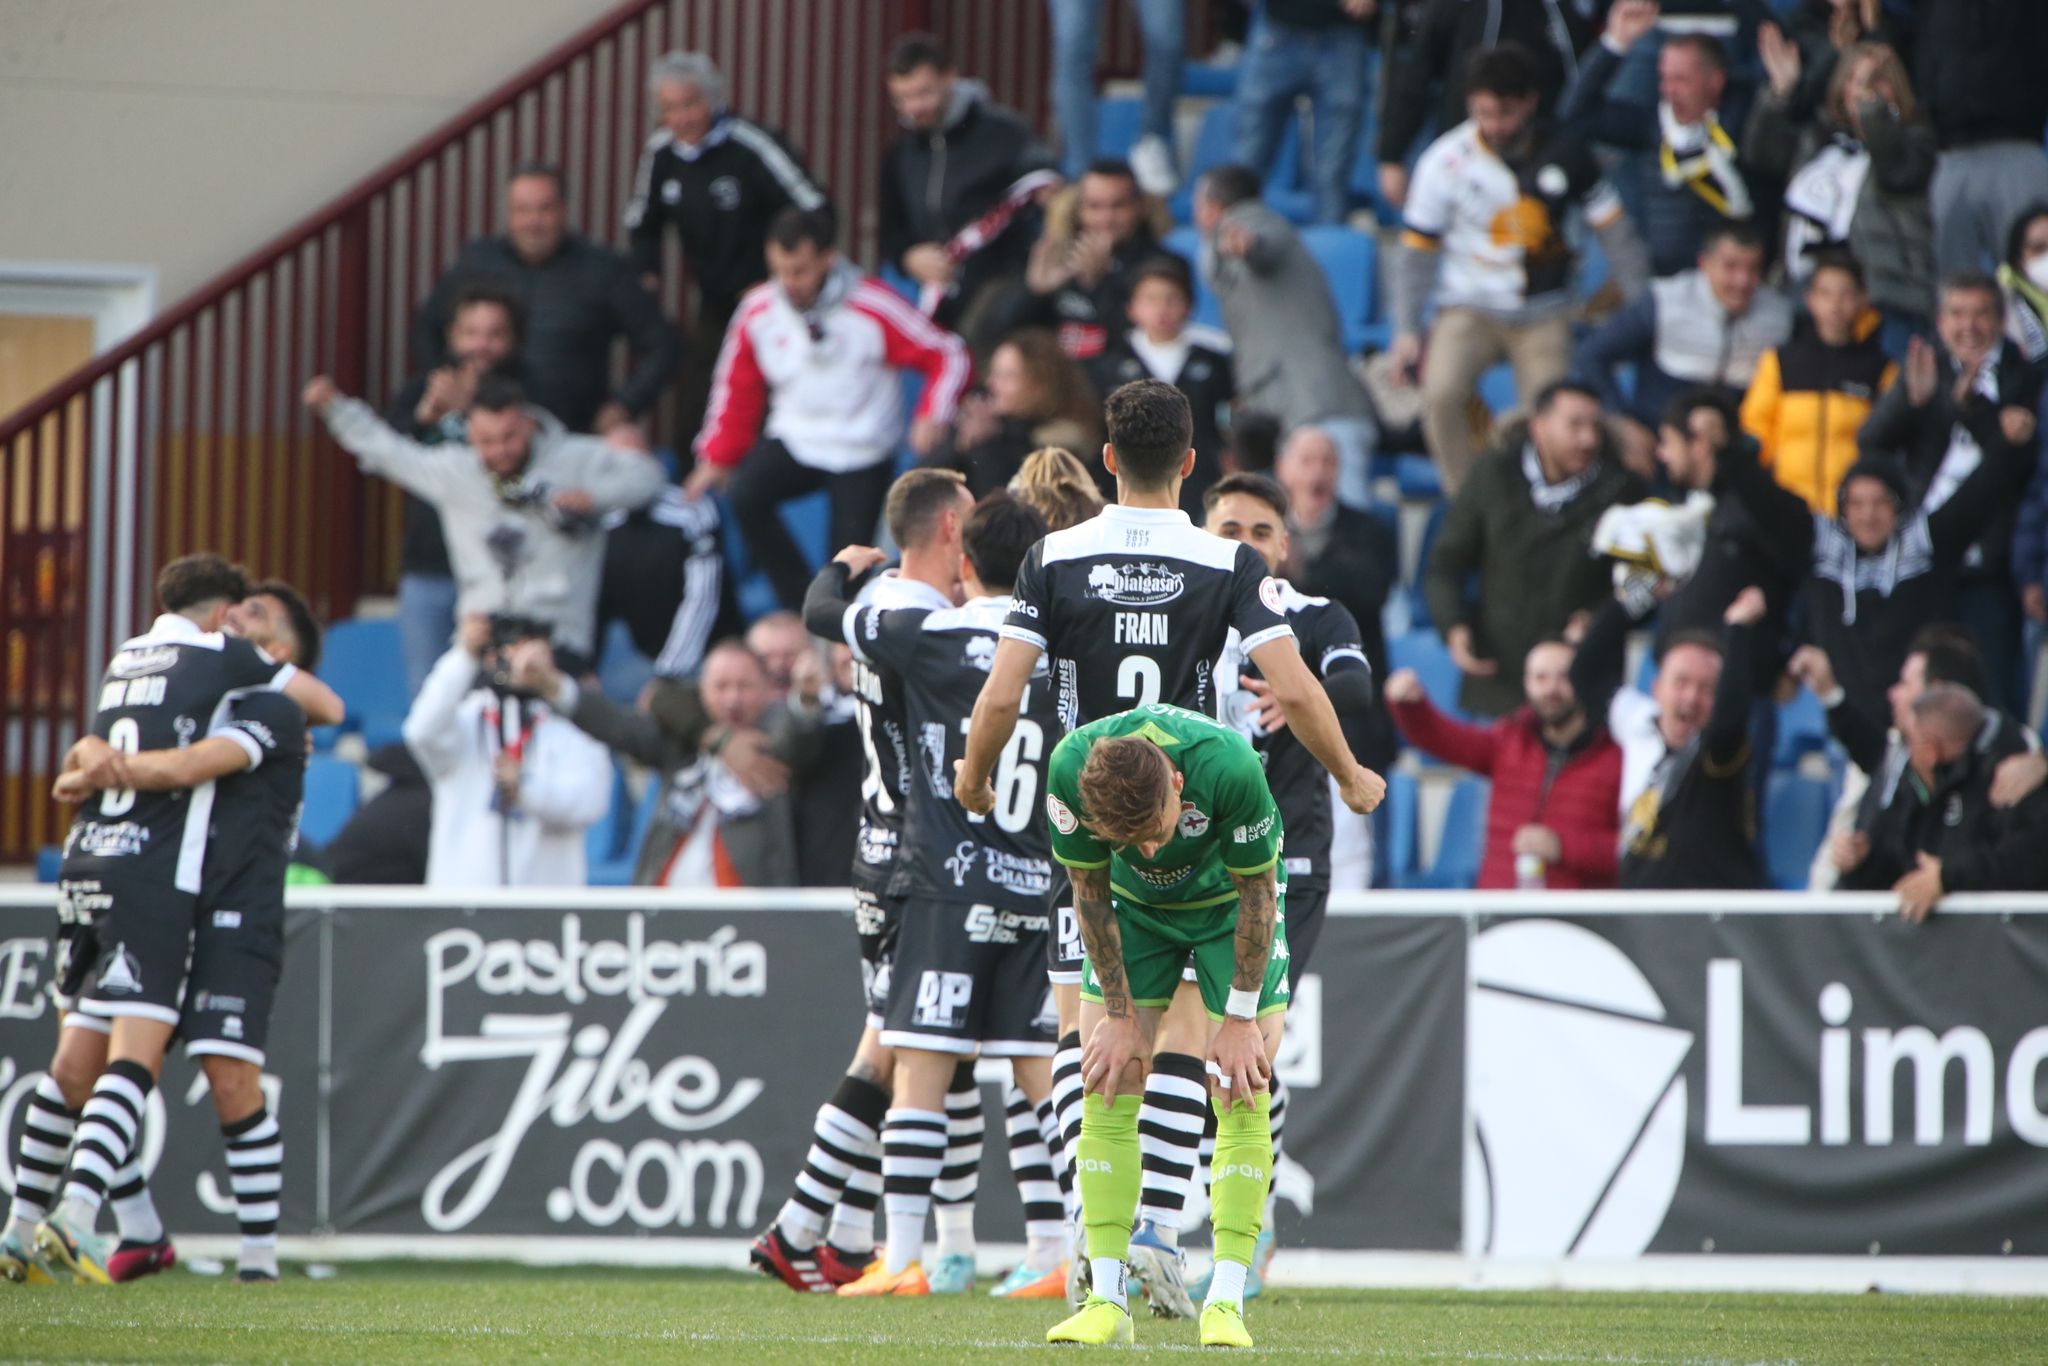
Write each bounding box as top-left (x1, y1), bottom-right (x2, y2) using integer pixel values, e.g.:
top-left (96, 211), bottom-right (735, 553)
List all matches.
top-left (507, 161), bottom-right (567, 198)
top-left (1656, 627), bottom-right (1726, 663)
top-left (962, 492), bottom-right (1047, 594)
top-left (251, 578), bottom-right (323, 676)
top-left (1197, 164), bottom-right (1262, 210)
top-left (1665, 32), bottom-right (1728, 76)
top-left (1129, 253), bottom-right (1194, 302)
top-left (469, 371), bottom-right (528, 414)
top-left (1083, 158), bottom-right (1139, 189)
top-left (1103, 379), bottom-right (1194, 488)
top-left (1701, 219), bottom-right (1766, 258)
top-left (1077, 736), bottom-right (1178, 846)
top-left (449, 283), bottom-right (526, 346)
top-left (1907, 624), bottom-right (1989, 699)
top-left (1531, 378), bottom-right (1602, 414)
top-left (1805, 246), bottom-right (1867, 293)
top-left (767, 205), bottom-right (836, 253)
top-left (1940, 268), bottom-right (2005, 317)
top-left (885, 468), bottom-right (968, 550)
top-left (1204, 470), bottom-right (1289, 522)
top-left (1466, 41), bottom-right (1540, 100)
top-left (888, 32), bottom-right (951, 75)
top-left (157, 554), bottom-right (250, 617)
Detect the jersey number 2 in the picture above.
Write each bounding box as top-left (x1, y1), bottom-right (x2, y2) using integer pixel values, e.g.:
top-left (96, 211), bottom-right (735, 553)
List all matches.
top-left (1116, 655), bottom-right (1162, 707)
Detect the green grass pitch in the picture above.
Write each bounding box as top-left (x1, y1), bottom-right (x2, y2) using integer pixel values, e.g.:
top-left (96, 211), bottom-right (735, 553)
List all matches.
top-left (4, 1262), bottom-right (2046, 1364)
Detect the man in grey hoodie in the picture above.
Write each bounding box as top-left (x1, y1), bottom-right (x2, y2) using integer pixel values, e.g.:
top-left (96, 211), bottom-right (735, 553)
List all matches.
top-left (304, 372), bottom-right (664, 670)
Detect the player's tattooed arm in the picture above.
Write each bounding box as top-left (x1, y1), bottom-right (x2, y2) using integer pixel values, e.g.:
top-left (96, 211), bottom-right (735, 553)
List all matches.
top-left (1228, 868), bottom-right (1279, 993)
top-left (1072, 863), bottom-right (1131, 1019)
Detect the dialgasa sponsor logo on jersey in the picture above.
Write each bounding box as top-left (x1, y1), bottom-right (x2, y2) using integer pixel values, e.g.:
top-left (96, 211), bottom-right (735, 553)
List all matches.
top-left (418, 913), bottom-right (767, 1235)
top-left (108, 645), bottom-right (180, 680)
top-left (1087, 560), bottom-right (1186, 606)
top-left (964, 636), bottom-right (997, 672)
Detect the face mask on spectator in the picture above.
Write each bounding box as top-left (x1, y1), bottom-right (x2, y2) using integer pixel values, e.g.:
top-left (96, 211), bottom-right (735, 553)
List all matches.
top-left (2027, 255), bottom-right (2048, 294)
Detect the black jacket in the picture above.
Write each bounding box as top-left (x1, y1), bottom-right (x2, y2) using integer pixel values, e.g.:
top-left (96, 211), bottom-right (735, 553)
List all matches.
top-left (411, 235), bottom-right (682, 431)
top-left (1290, 505), bottom-right (1400, 773)
top-left (1376, 0), bottom-right (1590, 166)
top-left (1844, 713), bottom-right (2048, 894)
top-left (1086, 334), bottom-right (1234, 515)
top-left (878, 82), bottom-right (1057, 323)
top-left (1657, 435), bottom-right (1813, 690)
top-left (624, 115), bottom-right (832, 320)
top-left (987, 227), bottom-right (1167, 360)
top-left (1916, 0), bottom-right (2048, 151)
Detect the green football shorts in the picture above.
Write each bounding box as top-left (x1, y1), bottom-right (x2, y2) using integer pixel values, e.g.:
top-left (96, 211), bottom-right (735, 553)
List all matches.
top-left (1078, 889), bottom-right (1290, 1020)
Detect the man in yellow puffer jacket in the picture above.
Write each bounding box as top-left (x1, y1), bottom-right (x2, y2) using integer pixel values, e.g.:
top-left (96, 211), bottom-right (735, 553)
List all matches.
top-left (1740, 250), bottom-right (1897, 515)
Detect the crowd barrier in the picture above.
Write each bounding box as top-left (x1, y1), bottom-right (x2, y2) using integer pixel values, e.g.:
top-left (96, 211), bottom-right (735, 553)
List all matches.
top-left (3, 886), bottom-right (2046, 1293)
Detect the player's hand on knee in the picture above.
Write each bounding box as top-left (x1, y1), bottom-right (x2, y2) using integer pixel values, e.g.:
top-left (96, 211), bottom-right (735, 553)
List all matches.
top-left (1082, 1013), bottom-right (1143, 1101)
top-left (1208, 1018), bottom-right (1270, 1107)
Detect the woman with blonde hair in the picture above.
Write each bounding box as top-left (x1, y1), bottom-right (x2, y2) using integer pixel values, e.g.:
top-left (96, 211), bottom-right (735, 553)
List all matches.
top-left (1008, 445), bottom-right (1104, 532)
top-left (925, 329), bottom-right (1102, 498)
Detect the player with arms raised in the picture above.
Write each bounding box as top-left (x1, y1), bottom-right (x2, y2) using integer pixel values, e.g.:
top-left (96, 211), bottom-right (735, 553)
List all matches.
top-left (1038, 704), bottom-right (1288, 1348)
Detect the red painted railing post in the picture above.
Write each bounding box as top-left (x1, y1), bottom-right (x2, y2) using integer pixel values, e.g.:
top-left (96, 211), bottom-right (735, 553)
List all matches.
top-left (329, 204), bottom-right (372, 620)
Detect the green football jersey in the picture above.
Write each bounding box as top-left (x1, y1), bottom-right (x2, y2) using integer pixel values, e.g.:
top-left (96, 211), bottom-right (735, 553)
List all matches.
top-left (1044, 703), bottom-right (1283, 911)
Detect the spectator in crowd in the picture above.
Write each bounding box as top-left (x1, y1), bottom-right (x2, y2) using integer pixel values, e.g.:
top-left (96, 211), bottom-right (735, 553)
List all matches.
top-left (688, 208), bottom-right (969, 611)
top-left (1007, 443), bottom-right (1105, 530)
top-left (1233, 0), bottom-right (1376, 225)
top-left (1392, 42), bottom-right (1650, 494)
top-left (1385, 638), bottom-right (1623, 889)
top-left (595, 486), bottom-right (727, 683)
top-left (624, 51), bottom-right (832, 438)
top-left (384, 283), bottom-right (529, 694)
top-left (1917, 0), bottom-right (2048, 276)
top-left (991, 159), bottom-right (1171, 361)
top-left (1576, 587), bottom-right (1772, 891)
top-left (1561, 3), bottom-right (1759, 278)
top-left (1888, 685), bottom-right (2048, 920)
top-left (879, 33), bottom-right (1060, 344)
top-left (927, 328), bottom-right (1102, 498)
top-left (790, 643), bottom-right (867, 887)
top-left (307, 744), bottom-right (432, 886)
top-left (510, 636), bottom-right (821, 887)
top-left (1793, 628), bottom-right (2039, 894)
top-left (412, 163), bottom-right (681, 437)
top-left (1747, 36), bottom-right (1936, 336)
top-left (1425, 380), bottom-right (1644, 717)
top-left (405, 613), bottom-right (613, 888)
top-left (1047, 0), bottom-right (1185, 192)
top-left (745, 611), bottom-right (811, 704)
top-left (1373, 0), bottom-right (1593, 212)
top-left (1998, 204), bottom-right (2048, 363)
top-left (1740, 250), bottom-right (1897, 515)
top-left (1221, 409), bottom-right (1282, 474)
top-left (304, 373), bottom-right (663, 671)
top-left (1085, 254), bottom-right (1234, 512)
top-left (1859, 273), bottom-right (2046, 711)
top-left (1273, 424), bottom-right (1398, 774)
top-left (1575, 222), bottom-right (1792, 474)
top-left (2014, 426), bottom-right (2048, 649)
top-left (1193, 165), bottom-right (1380, 507)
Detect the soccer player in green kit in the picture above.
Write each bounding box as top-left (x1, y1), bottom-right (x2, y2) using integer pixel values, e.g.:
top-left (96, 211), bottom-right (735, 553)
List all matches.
top-left (1038, 702), bottom-right (1288, 1349)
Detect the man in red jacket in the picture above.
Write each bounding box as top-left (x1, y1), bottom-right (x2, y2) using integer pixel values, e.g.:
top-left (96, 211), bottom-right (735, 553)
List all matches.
top-left (1384, 638), bottom-right (1622, 889)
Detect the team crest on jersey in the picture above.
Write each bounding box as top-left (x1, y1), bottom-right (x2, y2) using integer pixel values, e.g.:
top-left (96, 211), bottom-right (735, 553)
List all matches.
top-left (1087, 561), bottom-right (1185, 606)
top-left (109, 645), bottom-right (179, 679)
top-left (1177, 803), bottom-right (1210, 838)
top-left (1259, 576), bottom-right (1285, 613)
top-left (963, 636), bottom-right (997, 671)
top-left (1047, 793), bottom-right (1079, 834)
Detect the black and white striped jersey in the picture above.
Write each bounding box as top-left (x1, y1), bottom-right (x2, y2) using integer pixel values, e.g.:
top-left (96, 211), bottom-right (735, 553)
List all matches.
top-left (840, 570), bottom-right (956, 886)
top-left (197, 689), bottom-right (310, 914)
top-left (62, 615), bottom-right (294, 895)
top-left (845, 596), bottom-right (1061, 910)
top-left (999, 505), bottom-right (1293, 730)
top-left (1217, 583), bottom-right (1369, 890)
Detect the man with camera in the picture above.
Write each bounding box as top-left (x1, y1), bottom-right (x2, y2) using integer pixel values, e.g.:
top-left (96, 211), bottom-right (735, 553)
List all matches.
top-left (404, 612), bottom-right (613, 887)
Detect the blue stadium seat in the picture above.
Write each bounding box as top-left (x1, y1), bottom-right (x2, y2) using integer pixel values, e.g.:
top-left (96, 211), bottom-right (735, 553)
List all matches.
top-left (586, 764), bottom-right (638, 887)
top-left (1579, 232), bottom-right (1610, 298)
top-left (300, 755), bottom-right (360, 849)
top-left (1394, 454), bottom-right (1444, 501)
top-left (1394, 775), bottom-right (1490, 889)
top-left (1477, 364), bottom-right (1519, 417)
top-left (1408, 499), bottom-right (1447, 628)
top-left (1775, 686), bottom-right (1831, 768)
top-left (1380, 770), bottom-right (1419, 887)
top-left (316, 618), bottom-right (410, 751)
top-left (1390, 628), bottom-right (1466, 720)
top-left (596, 618), bottom-right (654, 706)
top-left (1163, 224), bottom-right (1224, 331)
top-left (35, 846), bottom-right (61, 883)
top-left (1094, 96), bottom-right (1145, 159)
top-left (1763, 771), bottom-right (1831, 890)
top-left (1299, 225), bottom-right (1384, 353)
top-left (1172, 105), bottom-right (1303, 222)
top-left (1181, 59), bottom-right (1238, 99)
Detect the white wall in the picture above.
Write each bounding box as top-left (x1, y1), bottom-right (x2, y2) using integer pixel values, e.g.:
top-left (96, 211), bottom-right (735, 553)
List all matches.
top-left (0, 0), bottom-right (606, 304)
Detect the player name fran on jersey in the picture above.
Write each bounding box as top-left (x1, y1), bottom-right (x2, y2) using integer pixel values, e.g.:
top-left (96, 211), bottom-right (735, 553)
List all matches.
top-left (1114, 611), bottom-right (1171, 646)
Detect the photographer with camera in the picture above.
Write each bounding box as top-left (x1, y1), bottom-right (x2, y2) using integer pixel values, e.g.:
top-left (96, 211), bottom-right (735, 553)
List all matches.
top-left (305, 372), bottom-right (663, 671)
top-left (404, 612), bottom-right (613, 887)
